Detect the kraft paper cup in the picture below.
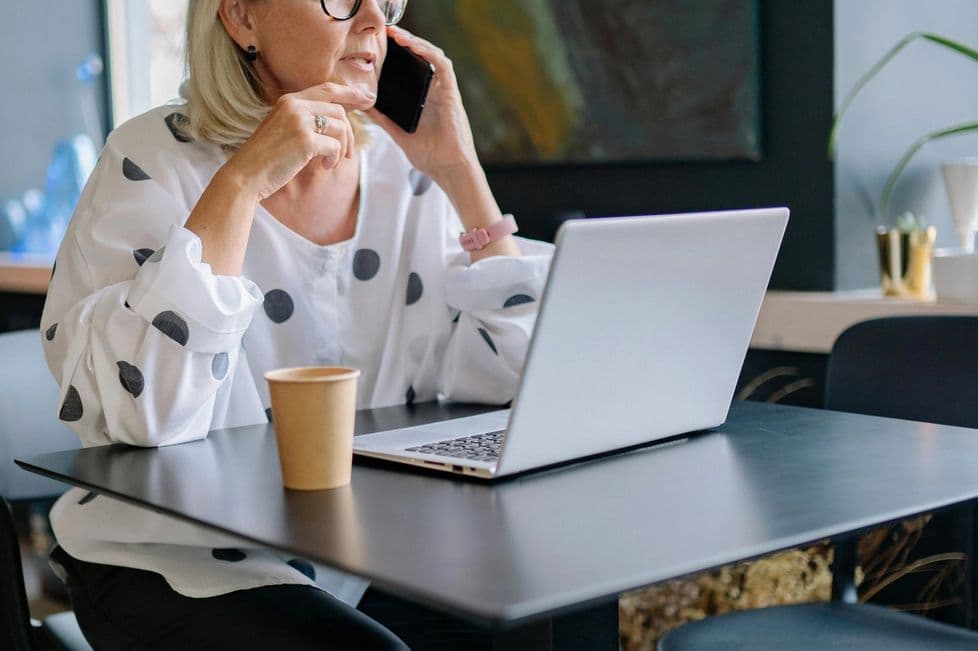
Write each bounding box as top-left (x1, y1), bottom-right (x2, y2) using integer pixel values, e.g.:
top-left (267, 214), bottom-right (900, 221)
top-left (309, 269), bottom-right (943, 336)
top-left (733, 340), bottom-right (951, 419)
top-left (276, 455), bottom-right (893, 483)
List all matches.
top-left (264, 366), bottom-right (361, 490)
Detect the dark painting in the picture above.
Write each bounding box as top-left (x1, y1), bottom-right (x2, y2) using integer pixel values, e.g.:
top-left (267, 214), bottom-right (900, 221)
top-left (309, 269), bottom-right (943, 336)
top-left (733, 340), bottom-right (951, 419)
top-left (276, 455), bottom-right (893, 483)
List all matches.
top-left (401, 0), bottom-right (761, 164)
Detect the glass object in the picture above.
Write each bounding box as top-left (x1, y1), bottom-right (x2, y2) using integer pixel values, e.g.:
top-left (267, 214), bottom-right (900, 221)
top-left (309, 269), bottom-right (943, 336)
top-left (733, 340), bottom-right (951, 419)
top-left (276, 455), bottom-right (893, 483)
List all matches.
top-left (14, 136), bottom-right (97, 254)
top-left (941, 159), bottom-right (978, 253)
top-left (320, 0), bottom-right (408, 25)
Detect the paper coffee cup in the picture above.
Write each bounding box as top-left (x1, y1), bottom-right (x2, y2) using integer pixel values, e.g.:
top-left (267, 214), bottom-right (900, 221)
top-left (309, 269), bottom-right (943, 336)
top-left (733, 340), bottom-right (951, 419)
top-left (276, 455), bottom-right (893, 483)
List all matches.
top-left (264, 366), bottom-right (361, 490)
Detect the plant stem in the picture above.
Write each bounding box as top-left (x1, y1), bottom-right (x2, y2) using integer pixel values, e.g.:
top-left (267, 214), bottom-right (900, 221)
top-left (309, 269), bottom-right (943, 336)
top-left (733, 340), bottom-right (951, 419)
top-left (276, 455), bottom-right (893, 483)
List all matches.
top-left (880, 121), bottom-right (978, 218)
top-left (828, 32), bottom-right (978, 158)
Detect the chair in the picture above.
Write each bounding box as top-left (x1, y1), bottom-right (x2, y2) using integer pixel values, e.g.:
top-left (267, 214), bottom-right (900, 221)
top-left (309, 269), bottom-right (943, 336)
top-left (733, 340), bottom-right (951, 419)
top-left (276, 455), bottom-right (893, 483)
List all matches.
top-left (659, 316), bottom-right (978, 650)
top-left (0, 329), bottom-right (91, 650)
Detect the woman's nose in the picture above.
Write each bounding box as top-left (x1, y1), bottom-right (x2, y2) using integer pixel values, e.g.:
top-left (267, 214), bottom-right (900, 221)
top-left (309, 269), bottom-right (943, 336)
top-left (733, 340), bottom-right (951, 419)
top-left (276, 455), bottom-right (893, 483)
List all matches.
top-left (353, 0), bottom-right (387, 30)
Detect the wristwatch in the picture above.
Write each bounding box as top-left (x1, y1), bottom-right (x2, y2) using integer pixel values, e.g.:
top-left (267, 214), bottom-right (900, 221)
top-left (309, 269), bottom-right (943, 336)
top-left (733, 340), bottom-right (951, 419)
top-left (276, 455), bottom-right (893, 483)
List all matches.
top-left (459, 215), bottom-right (518, 252)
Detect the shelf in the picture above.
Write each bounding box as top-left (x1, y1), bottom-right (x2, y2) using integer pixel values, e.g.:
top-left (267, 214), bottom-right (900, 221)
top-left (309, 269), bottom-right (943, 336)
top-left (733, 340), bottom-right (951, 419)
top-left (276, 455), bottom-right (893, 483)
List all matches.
top-left (751, 289), bottom-right (978, 353)
top-left (0, 252), bottom-right (54, 295)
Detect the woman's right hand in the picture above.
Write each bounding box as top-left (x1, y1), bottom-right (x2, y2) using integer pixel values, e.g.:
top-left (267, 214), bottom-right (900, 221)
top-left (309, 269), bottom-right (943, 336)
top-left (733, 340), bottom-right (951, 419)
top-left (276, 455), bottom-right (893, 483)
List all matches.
top-left (184, 82), bottom-right (374, 276)
top-left (222, 82), bottom-right (376, 201)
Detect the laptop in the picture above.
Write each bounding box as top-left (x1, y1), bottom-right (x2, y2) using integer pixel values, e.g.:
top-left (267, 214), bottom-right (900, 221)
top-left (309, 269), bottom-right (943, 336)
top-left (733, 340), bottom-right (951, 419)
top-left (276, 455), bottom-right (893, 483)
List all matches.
top-left (353, 207), bottom-right (789, 479)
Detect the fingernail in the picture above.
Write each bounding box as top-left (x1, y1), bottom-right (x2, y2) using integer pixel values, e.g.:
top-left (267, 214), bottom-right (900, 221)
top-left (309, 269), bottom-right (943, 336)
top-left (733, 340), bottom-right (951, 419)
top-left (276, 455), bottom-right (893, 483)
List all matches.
top-left (364, 90), bottom-right (377, 101)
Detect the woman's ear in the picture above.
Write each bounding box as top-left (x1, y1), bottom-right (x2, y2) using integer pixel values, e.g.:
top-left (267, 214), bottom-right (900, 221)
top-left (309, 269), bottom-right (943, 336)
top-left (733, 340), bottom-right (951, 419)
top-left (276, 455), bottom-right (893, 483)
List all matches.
top-left (218, 0), bottom-right (260, 51)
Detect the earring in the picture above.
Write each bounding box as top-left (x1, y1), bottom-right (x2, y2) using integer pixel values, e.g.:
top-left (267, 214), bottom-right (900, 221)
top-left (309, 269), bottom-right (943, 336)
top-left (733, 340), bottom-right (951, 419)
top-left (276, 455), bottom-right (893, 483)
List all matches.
top-left (246, 45), bottom-right (259, 62)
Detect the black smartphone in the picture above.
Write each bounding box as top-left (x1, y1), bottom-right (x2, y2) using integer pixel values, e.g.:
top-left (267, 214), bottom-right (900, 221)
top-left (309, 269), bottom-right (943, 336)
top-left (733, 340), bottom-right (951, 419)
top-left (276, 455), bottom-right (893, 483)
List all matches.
top-left (375, 36), bottom-right (435, 134)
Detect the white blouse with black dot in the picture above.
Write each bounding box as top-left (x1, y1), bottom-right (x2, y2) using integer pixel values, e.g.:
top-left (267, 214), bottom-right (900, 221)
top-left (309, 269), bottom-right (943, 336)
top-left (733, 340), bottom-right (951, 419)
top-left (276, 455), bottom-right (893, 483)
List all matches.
top-left (41, 105), bottom-right (553, 603)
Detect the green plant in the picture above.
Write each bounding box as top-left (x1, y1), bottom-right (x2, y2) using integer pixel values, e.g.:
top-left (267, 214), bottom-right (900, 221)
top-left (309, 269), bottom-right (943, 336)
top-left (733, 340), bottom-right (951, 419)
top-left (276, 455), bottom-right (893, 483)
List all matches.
top-left (829, 32), bottom-right (978, 219)
top-left (894, 211), bottom-right (927, 233)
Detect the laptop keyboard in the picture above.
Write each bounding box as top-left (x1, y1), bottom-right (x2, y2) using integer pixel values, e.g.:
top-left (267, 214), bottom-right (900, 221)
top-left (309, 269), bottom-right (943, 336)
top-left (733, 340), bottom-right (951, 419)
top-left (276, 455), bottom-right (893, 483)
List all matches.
top-left (405, 430), bottom-right (505, 463)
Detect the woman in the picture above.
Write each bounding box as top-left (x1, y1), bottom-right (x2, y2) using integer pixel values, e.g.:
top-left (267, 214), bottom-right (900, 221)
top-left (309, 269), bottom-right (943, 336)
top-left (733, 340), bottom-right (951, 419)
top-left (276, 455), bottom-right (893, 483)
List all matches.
top-left (40, 0), bottom-right (552, 648)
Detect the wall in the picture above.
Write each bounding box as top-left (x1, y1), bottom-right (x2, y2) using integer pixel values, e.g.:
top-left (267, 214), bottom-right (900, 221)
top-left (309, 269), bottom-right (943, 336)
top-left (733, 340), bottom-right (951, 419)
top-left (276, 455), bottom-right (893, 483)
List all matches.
top-left (0, 1), bottom-right (108, 201)
top-left (488, 1), bottom-right (837, 290)
top-left (834, 0), bottom-right (978, 289)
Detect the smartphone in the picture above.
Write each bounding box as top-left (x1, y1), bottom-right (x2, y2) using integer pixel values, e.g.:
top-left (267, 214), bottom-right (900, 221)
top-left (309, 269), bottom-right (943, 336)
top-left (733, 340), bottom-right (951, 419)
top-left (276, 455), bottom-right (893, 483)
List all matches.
top-left (375, 37), bottom-right (435, 134)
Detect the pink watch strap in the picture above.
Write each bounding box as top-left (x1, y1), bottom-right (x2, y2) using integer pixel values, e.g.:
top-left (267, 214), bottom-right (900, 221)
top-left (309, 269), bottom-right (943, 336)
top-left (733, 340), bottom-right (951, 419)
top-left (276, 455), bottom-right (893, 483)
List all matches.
top-left (459, 215), bottom-right (518, 252)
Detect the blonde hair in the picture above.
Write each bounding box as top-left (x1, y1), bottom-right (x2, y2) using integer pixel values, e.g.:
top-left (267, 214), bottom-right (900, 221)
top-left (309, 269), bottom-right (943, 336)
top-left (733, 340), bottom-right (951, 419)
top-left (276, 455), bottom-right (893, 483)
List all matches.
top-left (179, 0), bottom-right (367, 150)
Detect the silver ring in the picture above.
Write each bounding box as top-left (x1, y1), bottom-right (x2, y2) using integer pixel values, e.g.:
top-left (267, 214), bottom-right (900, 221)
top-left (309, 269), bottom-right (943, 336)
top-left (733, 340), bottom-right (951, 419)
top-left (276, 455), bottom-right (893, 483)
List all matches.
top-left (314, 114), bottom-right (328, 134)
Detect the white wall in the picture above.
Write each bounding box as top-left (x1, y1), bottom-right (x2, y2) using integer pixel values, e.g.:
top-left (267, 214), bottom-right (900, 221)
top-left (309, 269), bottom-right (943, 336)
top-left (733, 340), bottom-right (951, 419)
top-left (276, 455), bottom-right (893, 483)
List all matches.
top-left (834, 0), bottom-right (978, 288)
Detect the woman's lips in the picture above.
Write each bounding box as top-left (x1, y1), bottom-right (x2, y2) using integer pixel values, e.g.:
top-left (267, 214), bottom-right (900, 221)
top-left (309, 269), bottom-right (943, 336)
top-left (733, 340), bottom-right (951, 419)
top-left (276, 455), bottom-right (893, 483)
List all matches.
top-left (340, 53), bottom-right (376, 72)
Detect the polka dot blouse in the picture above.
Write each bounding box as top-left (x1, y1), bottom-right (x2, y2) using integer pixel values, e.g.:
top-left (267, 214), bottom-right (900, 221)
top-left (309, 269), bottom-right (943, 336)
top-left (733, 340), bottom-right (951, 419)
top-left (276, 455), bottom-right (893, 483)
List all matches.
top-left (40, 106), bottom-right (553, 603)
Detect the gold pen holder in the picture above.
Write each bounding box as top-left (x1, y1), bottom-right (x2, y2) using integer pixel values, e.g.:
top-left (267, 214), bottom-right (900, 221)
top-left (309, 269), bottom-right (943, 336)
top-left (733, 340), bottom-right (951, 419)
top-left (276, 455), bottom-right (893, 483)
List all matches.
top-left (876, 225), bottom-right (937, 298)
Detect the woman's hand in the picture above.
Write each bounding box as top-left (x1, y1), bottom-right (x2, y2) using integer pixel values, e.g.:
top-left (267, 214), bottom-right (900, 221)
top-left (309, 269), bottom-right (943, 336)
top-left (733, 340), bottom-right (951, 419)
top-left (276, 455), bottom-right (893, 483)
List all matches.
top-left (365, 27), bottom-right (520, 261)
top-left (184, 82), bottom-right (373, 275)
top-left (222, 82), bottom-right (376, 201)
top-left (366, 26), bottom-right (480, 186)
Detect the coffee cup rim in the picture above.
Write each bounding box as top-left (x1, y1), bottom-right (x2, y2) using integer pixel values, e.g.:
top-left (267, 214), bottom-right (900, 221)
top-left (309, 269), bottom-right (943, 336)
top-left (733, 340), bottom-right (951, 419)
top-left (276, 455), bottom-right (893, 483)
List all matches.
top-left (264, 366), bottom-right (361, 383)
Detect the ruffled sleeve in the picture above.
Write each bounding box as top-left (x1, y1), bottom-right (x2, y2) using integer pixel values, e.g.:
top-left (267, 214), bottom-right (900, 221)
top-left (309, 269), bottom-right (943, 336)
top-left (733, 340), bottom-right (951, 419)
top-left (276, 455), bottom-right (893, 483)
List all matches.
top-left (41, 118), bottom-right (263, 448)
top-left (438, 216), bottom-right (554, 403)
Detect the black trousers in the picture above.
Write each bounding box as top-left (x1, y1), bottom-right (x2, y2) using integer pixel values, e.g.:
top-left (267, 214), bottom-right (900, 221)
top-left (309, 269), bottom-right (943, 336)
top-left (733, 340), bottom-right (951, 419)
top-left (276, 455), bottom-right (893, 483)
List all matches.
top-left (52, 547), bottom-right (491, 650)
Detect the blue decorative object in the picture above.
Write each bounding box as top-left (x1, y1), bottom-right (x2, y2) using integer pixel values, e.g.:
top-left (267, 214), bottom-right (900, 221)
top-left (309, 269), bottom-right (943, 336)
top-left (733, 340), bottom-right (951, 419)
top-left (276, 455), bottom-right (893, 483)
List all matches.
top-left (0, 198), bottom-right (28, 251)
top-left (2, 52), bottom-right (103, 254)
top-left (13, 135), bottom-right (97, 254)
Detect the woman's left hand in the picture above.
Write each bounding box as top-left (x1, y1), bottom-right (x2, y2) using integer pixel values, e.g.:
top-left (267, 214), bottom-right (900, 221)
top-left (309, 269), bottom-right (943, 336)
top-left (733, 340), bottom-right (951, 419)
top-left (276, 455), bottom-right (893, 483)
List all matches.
top-left (367, 26), bottom-right (520, 260)
top-left (365, 26), bottom-right (479, 186)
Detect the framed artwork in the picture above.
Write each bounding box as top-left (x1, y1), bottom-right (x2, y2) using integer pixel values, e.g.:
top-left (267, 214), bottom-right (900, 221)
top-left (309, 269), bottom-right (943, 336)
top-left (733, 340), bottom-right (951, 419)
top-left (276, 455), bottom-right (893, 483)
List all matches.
top-left (401, 0), bottom-right (762, 164)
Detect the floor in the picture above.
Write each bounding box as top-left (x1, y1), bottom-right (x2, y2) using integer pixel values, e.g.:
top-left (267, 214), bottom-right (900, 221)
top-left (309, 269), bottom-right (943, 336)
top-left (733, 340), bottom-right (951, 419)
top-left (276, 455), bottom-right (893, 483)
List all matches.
top-left (23, 544), bottom-right (71, 619)
top-left (16, 505), bottom-right (72, 620)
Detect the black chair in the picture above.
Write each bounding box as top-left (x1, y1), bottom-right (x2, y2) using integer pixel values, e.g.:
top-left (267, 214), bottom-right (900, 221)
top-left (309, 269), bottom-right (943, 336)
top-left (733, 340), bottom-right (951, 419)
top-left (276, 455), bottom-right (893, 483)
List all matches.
top-left (2, 496), bottom-right (90, 651)
top-left (0, 329), bottom-right (91, 650)
top-left (659, 316), bottom-right (978, 650)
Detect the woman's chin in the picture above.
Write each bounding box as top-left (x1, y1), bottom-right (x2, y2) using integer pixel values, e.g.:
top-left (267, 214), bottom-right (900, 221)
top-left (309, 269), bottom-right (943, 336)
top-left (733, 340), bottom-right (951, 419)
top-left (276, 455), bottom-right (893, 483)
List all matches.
top-left (331, 72), bottom-right (377, 94)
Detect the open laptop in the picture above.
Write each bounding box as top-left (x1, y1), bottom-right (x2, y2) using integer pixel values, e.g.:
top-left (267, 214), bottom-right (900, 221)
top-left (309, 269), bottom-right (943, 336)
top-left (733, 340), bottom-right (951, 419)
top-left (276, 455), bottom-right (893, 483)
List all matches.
top-left (353, 207), bottom-right (789, 479)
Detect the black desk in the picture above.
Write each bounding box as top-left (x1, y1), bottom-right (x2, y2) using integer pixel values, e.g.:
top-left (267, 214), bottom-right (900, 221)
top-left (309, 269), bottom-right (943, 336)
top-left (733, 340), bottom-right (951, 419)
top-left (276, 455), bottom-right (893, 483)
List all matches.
top-left (18, 400), bottom-right (978, 649)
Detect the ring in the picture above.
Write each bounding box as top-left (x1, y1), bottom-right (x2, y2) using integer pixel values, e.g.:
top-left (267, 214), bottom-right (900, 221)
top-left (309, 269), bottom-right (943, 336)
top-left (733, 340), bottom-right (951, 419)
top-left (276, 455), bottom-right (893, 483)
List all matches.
top-left (314, 114), bottom-right (328, 134)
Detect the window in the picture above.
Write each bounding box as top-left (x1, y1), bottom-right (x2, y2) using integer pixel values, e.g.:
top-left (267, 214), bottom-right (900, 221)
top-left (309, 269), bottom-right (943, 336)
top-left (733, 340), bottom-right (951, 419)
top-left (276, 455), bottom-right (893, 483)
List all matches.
top-left (105, 0), bottom-right (189, 127)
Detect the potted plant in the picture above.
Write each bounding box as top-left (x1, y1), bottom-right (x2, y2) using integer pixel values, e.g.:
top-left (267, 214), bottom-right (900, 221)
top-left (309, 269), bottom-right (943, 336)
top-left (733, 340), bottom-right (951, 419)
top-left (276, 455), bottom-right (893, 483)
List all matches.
top-left (875, 212), bottom-right (935, 298)
top-left (830, 32), bottom-right (978, 297)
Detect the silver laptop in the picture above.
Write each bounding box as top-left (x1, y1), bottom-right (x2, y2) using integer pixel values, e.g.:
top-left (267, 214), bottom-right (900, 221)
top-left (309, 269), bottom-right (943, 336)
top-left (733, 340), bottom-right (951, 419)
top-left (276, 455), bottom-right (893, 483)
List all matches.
top-left (353, 207), bottom-right (789, 479)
